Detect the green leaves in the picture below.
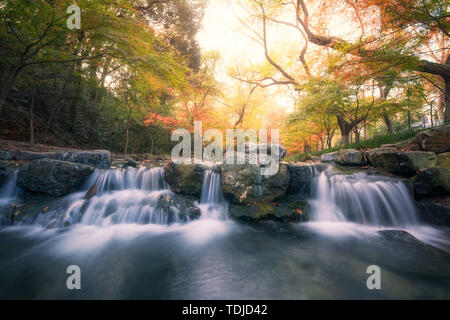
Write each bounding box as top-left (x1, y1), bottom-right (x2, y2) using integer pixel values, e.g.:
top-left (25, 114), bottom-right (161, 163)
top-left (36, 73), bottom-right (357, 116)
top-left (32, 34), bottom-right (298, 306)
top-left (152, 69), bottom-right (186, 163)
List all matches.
top-left (0, 0), bottom-right (207, 154)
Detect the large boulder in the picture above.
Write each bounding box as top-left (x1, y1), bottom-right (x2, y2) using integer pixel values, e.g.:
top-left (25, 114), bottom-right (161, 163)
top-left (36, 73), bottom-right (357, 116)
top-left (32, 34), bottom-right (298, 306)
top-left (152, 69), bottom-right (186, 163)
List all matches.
top-left (377, 229), bottom-right (436, 252)
top-left (320, 151), bottom-right (338, 163)
top-left (155, 193), bottom-right (201, 223)
top-left (437, 152), bottom-right (450, 169)
top-left (365, 147), bottom-right (397, 166)
top-left (336, 149), bottom-right (365, 166)
top-left (55, 150), bottom-right (111, 168)
top-left (416, 124), bottom-right (450, 153)
top-left (228, 196), bottom-right (309, 222)
top-left (13, 150), bottom-right (57, 161)
top-left (221, 163), bottom-right (290, 205)
top-left (17, 159), bottom-right (94, 197)
top-left (112, 157), bottom-right (138, 168)
top-left (412, 167), bottom-right (450, 197)
top-left (127, 154), bottom-right (146, 162)
top-left (164, 162), bottom-right (204, 196)
top-left (380, 137), bottom-right (421, 151)
top-left (369, 151), bottom-right (438, 177)
top-left (287, 163), bottom-right (327, 198)
top-left (8, 192), bottom-right (59, 225)
top-left (377, 229), bottom-right (422, 244)
top-left (0, 150), bottom-right (12, 160)
top-left (417, 198), bottom-right (450, 227)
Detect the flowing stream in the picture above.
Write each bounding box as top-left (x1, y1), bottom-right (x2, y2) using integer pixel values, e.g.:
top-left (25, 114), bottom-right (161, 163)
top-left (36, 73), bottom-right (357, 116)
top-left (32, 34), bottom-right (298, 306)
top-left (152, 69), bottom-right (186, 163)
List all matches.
top-left (0, 165), bottom-right (448, 299)
top-left (311, 170), bottom-right (418, 225)
top-left (306, 167), bottom-right (450, 253)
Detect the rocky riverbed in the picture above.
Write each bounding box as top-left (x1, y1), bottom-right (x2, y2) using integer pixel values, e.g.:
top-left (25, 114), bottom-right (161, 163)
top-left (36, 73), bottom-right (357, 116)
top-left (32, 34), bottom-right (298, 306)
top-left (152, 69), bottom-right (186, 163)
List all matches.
top-left (0, 125), bottom-right (449, 226)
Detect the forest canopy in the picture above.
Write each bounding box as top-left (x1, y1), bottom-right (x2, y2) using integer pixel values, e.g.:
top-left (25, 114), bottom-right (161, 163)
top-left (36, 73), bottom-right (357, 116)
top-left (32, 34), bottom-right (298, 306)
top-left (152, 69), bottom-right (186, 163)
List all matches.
top-left (0, 0), bottom-right (448, 155)
top-left (0, 0), bottom-right (206, 154)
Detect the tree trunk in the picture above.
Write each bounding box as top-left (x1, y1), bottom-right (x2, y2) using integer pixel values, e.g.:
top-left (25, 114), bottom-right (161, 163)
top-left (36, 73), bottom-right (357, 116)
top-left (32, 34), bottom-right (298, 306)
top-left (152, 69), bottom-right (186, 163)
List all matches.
top-left (378, 84), bottom-right (395, 134)
top-left (303, 140), bottom-right (310, 153)
top-left (444, 77), bottom-right (450, 124)
top-left (408, 111), bottom-right (411, 132)
top-left (337, 116), bottom-right (352, 146)
top-left (124, 108), bottom-right (132, 155)
top-left (151, 137), bottom-right (154, 155)
top-left (0, 84), bottom-right (9, 114)
top-left (326, 129), bottom-right (335, 149)
top-left (0, 67), bottom-right (23, 114)
top-left (30, 87), bottom-right (35, 146)
top-left (383, 114), bottom-right (395, 134)
top-left (354, 128), bottom-right (360, 144)
top-left (363, 120), bottom-right (367, 141)
top-left (69, 46), bottom-right (84, 133)
top-left (430, 103), bottom-right (434, 127)
top-left (437, 92), bottom-right (444, 121)
top-left (341, 133), bottom-right (350, 146)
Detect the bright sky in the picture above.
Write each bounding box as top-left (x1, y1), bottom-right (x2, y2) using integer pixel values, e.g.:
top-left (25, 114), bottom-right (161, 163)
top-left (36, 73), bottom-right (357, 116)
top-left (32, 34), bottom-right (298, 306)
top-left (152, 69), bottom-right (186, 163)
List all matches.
top-left (197, 0), bottom-right (262, 82)
top-left (196, 0), bottom-right (301, 112)
top-left (196, 0), bottom-right (380, 114)
top-left (197, 0), bottom-right (305, 79)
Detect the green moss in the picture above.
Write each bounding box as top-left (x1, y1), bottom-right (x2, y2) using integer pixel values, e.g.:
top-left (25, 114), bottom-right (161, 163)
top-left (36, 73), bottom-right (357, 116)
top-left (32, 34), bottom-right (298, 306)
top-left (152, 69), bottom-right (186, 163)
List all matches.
top-left (438, 152), bottom-right (450, 169)
top-left (254, 204), bottom-right (274, 217)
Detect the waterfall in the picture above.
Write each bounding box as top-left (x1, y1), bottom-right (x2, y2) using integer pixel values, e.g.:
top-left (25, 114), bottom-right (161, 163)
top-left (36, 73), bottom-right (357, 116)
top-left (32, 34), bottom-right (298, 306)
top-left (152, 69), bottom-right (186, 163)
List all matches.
top-left (4, 165), bottom-right (231, 228)
top-left (0, 170), bottom-right (18, 202)
top-left (198, 169), bottom-right (228, 220)
top-left (310, 169), bottom-right (419, 227)
top-left (85, 167), bottom-right (168, 193)
top-left (0, 170), bottom-right (19, 224)
top-left (17, 167), bottom-right (182, 228)
top-left (200, 169), bottom-right (222, 204)
top-left (60, 189), bottom-right (175, 226)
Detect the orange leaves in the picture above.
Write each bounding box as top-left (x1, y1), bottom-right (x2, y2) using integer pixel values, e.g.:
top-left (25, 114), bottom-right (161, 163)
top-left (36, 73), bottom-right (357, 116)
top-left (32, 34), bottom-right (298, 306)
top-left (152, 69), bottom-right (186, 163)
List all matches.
top-left (144, 113), bottom-right (183, 130)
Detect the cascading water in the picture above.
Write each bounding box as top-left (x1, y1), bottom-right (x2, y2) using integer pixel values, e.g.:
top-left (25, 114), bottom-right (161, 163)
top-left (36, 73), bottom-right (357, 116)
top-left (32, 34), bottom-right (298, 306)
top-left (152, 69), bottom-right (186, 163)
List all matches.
top-left (310, 168), bottom-right (419, 227)
top-left (0, 163), bottom-right (449, 299)
top-left (197, 168), bottom-right (228, 220)
top-left (307, 166), bottom-right (450, 252)
top-left (19, 167), bottom-right (180, 228)
top-left (0, 170), bottom-right (18, 204)
top-left (0, 170), bottom-right (19, 224)
top-left (87, 166), bottom-right (168, 193)
top-left (10, 166), bottom-right (229, 228)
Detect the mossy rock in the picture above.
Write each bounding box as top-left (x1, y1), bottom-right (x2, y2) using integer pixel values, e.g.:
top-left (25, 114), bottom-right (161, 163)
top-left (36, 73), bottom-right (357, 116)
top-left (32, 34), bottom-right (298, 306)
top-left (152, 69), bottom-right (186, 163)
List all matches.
top-left (221, 163), bottom-right (290, 205)
top-left (164, 162), bottom-right (204, 196)
top-left (412, 167), bottom-right (450, 197)
top-left (370, 151), bottom-right (437, 177)
top-left (416, 124), bottom-right (450, 153)
top-left (229, 196), bottom-right (309, 222)
top-left (437, 152), bottom-right (450, 169)
top-left (336, 149), bottom-right (366, 166)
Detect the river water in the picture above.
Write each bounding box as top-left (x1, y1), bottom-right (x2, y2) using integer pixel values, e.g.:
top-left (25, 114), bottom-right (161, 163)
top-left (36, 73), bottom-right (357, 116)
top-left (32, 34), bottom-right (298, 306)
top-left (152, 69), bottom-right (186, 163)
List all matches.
top-left (0, 166), bottom-right (449, 299)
